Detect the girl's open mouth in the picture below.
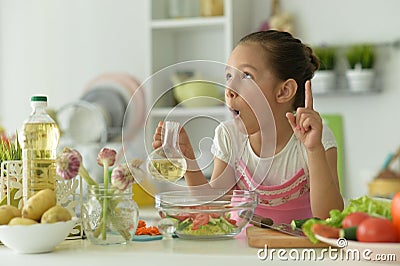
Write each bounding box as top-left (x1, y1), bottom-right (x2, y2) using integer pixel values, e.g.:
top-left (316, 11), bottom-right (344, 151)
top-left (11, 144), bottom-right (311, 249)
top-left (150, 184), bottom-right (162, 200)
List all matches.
top-left (229, 108), bottom-right (240, 118)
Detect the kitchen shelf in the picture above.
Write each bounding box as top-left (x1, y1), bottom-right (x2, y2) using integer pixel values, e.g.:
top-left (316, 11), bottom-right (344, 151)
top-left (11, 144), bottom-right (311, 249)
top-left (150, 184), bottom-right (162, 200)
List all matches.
top-left (151, 16), bottom-right (225, 30)
top-left (150, 106), bottom-right (229, 117)
top-left (313, 73), bottom-right (383, 97)
top-left (314, 88), bottom-right (381, 97)
top-left (310, 42), bottom-right (391, 96)
top-left (145, 0), bottom-right (251, 152)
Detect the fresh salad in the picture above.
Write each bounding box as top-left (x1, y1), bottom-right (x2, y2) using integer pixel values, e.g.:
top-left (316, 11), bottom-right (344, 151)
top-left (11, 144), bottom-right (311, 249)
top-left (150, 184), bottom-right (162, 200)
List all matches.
top-left (295, 194), bottom-right (400, 243)
top-left (164, 206), bottom-right (238, 236)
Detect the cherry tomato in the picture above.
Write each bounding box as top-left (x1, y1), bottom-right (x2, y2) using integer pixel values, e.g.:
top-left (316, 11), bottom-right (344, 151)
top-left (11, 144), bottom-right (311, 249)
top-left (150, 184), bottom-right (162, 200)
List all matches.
top-left (356, 217), bottom-right (398, 242)
top-left (341, 212), bottom-right (370, 228)
top-left (391, 192), bottom-right (400, 239)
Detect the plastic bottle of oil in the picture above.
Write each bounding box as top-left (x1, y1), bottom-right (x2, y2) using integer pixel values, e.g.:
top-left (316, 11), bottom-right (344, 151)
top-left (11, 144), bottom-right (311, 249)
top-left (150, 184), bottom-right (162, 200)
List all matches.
top-left (20, 95), bottom-right (60, 203)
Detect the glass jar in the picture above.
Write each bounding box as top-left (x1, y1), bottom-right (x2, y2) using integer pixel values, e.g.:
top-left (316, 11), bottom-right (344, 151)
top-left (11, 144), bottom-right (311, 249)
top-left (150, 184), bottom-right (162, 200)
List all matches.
top-left (200, 0), bottom-right (224, 17)
top-left (168, 0), bottom-right (192, 18)
top-left (82, 185), bottom-right (139, 245)
top-left (146, 121), bottom-right (187, 183)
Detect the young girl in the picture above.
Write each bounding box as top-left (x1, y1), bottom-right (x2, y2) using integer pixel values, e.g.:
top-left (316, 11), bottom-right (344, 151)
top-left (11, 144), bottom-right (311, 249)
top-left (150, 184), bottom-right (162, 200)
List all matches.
top-left (152, 30), bottom-right (344, 223)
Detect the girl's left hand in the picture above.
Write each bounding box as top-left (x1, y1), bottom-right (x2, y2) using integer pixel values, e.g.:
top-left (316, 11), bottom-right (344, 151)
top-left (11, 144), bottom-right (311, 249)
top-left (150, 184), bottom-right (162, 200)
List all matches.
top-left (286, 80), bottom-right (323, 151)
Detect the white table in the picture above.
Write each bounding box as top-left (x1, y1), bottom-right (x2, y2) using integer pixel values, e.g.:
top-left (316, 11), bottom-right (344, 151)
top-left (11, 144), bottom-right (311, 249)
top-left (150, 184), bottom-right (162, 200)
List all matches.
top-left (0, 208), bottom-right (395, 266)
top-left (1, 236), bottom-right (396, 266)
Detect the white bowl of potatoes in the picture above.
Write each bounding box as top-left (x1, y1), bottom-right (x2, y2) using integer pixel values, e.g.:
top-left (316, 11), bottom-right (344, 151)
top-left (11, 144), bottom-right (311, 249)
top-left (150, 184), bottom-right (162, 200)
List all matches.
top-left (0, 189), bottom-right (77, 254)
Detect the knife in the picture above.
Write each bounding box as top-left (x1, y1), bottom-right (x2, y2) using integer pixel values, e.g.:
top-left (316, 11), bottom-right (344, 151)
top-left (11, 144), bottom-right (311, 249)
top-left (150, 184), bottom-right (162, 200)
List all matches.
top-left (250, 215), bottom-right (305, 237)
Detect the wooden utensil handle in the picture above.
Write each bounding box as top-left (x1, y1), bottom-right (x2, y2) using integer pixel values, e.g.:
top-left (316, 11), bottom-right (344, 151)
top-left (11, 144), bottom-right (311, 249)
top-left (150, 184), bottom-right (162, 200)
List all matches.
top-left (251, 215), bottom-right (273, 228)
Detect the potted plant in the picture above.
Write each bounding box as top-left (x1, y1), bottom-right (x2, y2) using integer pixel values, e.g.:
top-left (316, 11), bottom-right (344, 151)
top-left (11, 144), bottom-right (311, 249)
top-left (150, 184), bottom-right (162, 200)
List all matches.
top-left (345, 44), bottom-right (376, 92)
top-left (312, 45), bottom-right (337, 94)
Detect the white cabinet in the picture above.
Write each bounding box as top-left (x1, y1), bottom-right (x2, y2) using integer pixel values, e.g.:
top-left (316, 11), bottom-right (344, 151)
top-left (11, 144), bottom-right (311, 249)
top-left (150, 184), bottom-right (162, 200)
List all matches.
top-left (144, 0), bottom-right (251, 177)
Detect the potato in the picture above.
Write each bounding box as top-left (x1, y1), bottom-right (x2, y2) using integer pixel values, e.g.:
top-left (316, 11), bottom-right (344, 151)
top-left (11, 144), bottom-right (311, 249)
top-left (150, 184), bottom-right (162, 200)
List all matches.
top-left (22, 189), bottom-right (57, 221)
top-left (3, 205), bottom-right (21, 217)
top-left (0, 206), bottom-right (15, 225)
top-left (41, 205), bottom-right (72, 223)
top-left (8, 217), bottom-right (38, 226)
top-left (0, 205), bottom-right (21, 224)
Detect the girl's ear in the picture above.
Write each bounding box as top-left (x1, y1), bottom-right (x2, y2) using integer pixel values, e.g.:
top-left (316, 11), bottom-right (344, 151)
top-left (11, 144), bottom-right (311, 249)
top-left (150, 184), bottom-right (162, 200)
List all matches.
top-left (276, 79), bottom-right (297, 103)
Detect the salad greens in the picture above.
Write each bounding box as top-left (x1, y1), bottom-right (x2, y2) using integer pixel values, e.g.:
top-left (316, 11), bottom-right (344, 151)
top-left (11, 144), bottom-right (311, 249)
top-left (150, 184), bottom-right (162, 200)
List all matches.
top-left (179, 216), bottom-right (237, 236)
top-left (302, 196), bottom-right (392, 243)
top-left (168, 211), bottom-right (238, 236)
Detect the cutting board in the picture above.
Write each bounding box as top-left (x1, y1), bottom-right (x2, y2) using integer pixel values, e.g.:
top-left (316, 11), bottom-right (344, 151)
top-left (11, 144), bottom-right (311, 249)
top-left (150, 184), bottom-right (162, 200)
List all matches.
top-left (246, 226), bottom-right (330, 248)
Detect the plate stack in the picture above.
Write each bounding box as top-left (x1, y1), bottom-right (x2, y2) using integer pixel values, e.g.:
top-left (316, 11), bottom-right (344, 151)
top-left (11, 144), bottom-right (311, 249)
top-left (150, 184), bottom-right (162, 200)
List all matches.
top-left (57, 73), bottom-right (144, 145)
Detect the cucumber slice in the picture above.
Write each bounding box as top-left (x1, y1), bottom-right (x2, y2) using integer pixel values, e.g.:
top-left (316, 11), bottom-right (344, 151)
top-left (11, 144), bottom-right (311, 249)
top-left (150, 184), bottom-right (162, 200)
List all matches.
top-left (340, 226), bottom-right (357, 241)
top-left (291, 217), bottom-right (322, 230)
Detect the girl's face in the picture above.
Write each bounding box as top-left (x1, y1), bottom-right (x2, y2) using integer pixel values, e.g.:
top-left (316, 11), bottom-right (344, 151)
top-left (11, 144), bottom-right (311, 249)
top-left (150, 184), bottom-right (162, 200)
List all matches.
top-left (225, 42), bottom-right (282, 135)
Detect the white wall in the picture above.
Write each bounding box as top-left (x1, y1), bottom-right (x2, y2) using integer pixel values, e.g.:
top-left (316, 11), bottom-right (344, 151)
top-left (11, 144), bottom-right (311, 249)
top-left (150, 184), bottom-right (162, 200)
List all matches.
top-left (251, 0), bottom-right (400, 200)
top-left (0, 0), bottom-right (148, 132)
top-left (0, 0), bottom-right (399, 200)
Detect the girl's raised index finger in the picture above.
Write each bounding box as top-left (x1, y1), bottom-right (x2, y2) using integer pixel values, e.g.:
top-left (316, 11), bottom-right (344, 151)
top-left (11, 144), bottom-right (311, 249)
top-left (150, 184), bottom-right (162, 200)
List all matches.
top-left (305, 80), bottom-right (313, 109)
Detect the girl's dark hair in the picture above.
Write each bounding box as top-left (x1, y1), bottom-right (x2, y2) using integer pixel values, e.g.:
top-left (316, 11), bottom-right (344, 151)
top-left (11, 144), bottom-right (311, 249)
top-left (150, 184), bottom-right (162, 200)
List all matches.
top-left (239, 30), bottom-right (319, 109)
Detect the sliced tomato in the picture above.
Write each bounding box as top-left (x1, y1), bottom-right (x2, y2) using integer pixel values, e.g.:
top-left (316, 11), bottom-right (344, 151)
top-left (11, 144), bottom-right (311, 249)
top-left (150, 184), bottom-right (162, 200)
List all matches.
top-left (311, 223), bottom-right (340, 239)
top-left (172, 214), bottom-right (192, 221)
top-left (209, 212), bottom-right (221, 218)
top-left (391, 192), bottom-right (400, 240)
top-left (227, 218), bottom-right (237, 225)
top-left (192, 213), bottom-right (209, 230)
top-left (341, 212), bottom-right (370, 228)
top-left (356, 217), bottom-right (398, 242)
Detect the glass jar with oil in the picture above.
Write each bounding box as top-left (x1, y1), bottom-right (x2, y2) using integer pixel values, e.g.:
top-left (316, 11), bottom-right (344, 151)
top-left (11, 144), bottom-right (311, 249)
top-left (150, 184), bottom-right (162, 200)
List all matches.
top-left (147, 121), bottom-right (187, 182)
top-left (19, 95), bottom-right (60, 203)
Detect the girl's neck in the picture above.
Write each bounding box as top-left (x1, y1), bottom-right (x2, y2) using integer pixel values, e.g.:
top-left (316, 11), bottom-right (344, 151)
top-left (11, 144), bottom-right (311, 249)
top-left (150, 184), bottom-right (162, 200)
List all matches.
top-left (275, 119), bottom-right (294, 154)
top-left (248, 114), bottom-right (293, 157)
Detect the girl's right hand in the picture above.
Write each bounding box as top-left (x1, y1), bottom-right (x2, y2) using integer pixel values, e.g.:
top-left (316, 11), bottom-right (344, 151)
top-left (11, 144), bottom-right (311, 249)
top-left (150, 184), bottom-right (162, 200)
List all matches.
top-left (151, 121), bottom-right (164, 150)
top-left (286, 80), bottom-right (323, 152)
top-left (152, 121), bottom-right (196, 161)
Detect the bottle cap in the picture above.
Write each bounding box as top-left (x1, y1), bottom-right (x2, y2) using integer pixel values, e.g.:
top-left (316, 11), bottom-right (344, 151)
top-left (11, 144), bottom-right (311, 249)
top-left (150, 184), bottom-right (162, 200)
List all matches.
top-left (31, 95), bottom-right (47, 102)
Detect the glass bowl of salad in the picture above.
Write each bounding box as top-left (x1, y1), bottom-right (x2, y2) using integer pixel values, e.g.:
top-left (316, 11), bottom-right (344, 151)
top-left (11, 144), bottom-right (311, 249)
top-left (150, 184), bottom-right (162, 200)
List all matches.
top-left (155, 189), bottom-right (257, 239)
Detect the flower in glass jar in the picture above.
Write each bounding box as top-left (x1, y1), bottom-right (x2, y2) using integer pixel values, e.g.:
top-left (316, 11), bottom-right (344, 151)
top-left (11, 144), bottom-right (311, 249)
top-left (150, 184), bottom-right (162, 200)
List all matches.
top-left (111, 159), bottom-right (144, 191)
top-left (56, 147), bottom-right (144, 189)
top-left (55, 147), bottom-right (96, 186)
top-left (97, 147), bottom-right (116, 167)
top-left (56, 148), bottom-right (80, 180)
top-left (55, 147), bottom-right (144, 242)
top-left (97, 147), bottom-right (117, 186)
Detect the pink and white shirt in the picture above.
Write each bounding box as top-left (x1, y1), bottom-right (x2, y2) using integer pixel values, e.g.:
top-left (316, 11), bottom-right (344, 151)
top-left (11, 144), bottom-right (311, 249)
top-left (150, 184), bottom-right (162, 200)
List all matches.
top-left (211, 120), bottom-right (337, 223)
